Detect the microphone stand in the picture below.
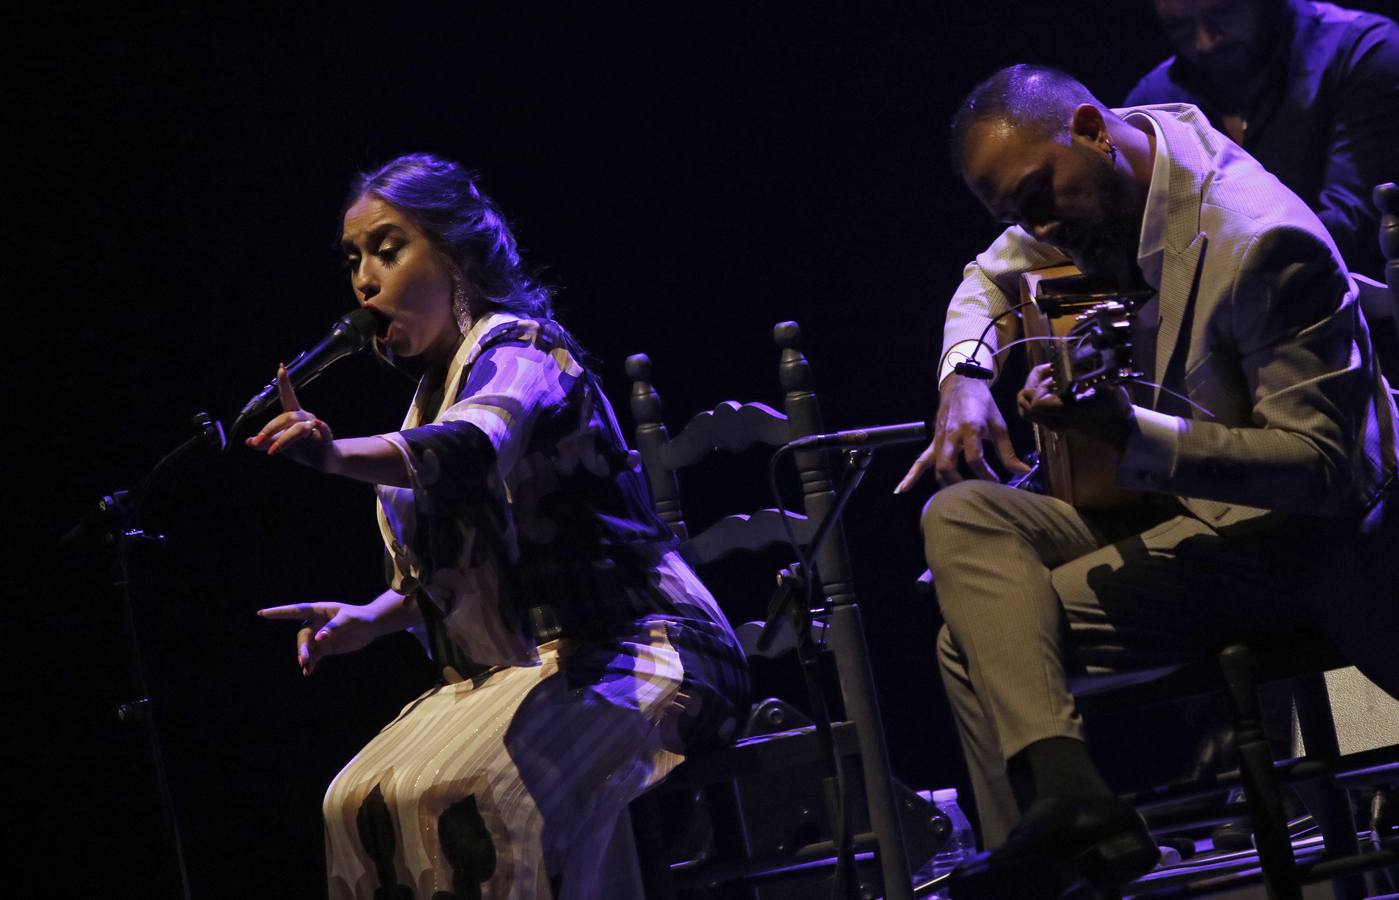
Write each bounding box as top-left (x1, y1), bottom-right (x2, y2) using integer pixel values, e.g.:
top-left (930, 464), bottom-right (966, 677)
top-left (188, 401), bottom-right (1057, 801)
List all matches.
top-left (757, 445), bottom-right (876, 900)
top-left (62, 411), bottom-right (227, 900)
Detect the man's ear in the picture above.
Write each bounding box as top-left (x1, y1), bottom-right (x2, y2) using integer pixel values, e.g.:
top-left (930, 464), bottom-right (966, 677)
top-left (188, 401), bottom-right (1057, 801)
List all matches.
top-left (1069, 103), bottom-right (1109, 148)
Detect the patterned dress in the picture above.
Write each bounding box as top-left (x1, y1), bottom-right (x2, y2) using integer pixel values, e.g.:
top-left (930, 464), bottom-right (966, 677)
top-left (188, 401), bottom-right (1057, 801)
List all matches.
top-left (323, 312), bottom-right (749, 900)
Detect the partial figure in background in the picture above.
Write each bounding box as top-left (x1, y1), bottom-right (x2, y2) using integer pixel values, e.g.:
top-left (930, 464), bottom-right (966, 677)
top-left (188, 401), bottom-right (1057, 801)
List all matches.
top-left (247, 154), bottom-right (748, 900)
top-left (1126, 0), bottom-right (1399, 280)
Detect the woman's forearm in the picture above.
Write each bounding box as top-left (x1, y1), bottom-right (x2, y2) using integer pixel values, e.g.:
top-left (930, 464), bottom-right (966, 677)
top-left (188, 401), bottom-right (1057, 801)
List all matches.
top-left (365, 588), bottom-right (425, 635)
top-left (324, 436), bottom-right (414, 487)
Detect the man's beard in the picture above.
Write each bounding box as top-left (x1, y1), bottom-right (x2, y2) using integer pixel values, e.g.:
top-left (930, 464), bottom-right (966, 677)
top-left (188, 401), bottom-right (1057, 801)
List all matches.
top-left (1070, 213), bottom-right (1138, 281)
top-left (1191, 45), bottom-right (1255, 85)
top-left (1063, 145), bottom-right (1143, 283)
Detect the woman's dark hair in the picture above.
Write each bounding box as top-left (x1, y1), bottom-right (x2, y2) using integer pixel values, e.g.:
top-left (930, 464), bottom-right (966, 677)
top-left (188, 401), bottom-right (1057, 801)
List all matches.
top-left (349, 153), bottom-right (554, 319)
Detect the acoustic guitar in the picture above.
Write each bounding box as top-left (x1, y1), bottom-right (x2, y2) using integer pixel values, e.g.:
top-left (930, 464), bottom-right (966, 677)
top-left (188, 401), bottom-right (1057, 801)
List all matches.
top-left (1015, 265), bottom-right (1153, 510)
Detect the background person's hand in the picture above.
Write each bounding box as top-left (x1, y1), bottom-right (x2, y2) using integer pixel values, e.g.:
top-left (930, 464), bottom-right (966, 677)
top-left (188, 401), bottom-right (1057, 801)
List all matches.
top-left (243, 365), bottom-right (339, 471)
top-left (896, 374), bottom-right (1030, 492)
top-left (256, 600), bottom-right (384, 675)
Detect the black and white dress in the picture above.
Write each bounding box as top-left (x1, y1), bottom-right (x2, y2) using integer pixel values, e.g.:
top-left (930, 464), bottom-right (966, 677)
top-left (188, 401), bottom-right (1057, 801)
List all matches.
top-left (323, 313), bottom-right (748, 900)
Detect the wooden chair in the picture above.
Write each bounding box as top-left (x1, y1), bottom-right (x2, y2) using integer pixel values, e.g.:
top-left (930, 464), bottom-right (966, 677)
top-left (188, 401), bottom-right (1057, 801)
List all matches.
top-left (915, 567), bottom-right (1398, 899)
top-left (624, 321), bottom-right (922, 900)
top-left (1072, 640), bottom-right (1399, 899)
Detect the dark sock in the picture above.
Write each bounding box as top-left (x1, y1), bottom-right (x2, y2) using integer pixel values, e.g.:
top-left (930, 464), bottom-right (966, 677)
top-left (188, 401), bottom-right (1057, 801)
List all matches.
top-left (1007, 756), bottom-right (1035, 813)
top-left (1008, 736), bottom-right (1113, 806)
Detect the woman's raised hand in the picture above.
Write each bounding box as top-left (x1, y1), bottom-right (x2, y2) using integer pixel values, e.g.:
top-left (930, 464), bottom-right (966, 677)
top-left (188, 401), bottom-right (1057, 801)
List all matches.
top-left (257, 600), bottom-right (382, 675)
top-left (244, 365), bottom-right (340, 472)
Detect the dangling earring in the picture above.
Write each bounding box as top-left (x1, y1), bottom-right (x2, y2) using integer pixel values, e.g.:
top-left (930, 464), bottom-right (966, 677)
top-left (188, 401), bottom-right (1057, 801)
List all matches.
top-left (450, 271), bottom-right (473, 334)
top-left (1107, 141), bottom-right (1119, 164)
top-left (452, 281), bottom-right (472, 334)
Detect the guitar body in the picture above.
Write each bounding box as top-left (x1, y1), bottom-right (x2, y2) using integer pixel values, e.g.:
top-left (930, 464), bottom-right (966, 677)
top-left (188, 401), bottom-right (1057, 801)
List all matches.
top-left (1019, 266), bottom-right (1146, 511)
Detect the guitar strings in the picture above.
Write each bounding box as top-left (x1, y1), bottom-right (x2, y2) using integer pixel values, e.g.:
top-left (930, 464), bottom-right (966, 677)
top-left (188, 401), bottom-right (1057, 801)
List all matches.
top-left (978, 335), bottom-right (1220, 418)
top-left (989, 335), bottom-right (1082, 384)
top-left (995, 334), bottom-right (1081, 354)
top-left (1128, 379), bottom-right (1218, 418)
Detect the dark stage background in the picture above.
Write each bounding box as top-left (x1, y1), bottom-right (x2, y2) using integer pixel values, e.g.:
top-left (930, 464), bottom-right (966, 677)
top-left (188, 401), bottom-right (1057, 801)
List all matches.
top-left (13, 2), bottom-right (1396, 897)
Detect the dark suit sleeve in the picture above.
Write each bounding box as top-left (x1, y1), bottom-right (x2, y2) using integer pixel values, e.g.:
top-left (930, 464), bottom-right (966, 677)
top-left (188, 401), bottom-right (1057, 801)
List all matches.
top-left (1314, 17), bottom-right (1399, 278)
top-left (1123, 62), bottom-right (1175, 107)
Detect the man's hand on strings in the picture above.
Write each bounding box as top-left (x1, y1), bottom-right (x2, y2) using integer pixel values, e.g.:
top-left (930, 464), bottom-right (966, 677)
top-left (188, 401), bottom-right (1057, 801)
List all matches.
top-left (244, 365), bottom-right (340, 472)
top-left (1017, 363), bottom-right (1133, 448)
top-left (896, 373), bottom-right (1031, 492)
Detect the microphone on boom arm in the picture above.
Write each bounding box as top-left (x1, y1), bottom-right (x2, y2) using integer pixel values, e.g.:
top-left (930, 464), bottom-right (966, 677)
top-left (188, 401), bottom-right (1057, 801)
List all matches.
top-left (228, 306), bottom-right (390, 439)
top-left (784, 421), bottom-right (930, 452)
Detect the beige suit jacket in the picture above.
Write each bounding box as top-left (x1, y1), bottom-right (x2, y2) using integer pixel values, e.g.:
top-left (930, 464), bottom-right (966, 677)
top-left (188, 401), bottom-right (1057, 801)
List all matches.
top-left (940, 103), bottom-right (1397, 527)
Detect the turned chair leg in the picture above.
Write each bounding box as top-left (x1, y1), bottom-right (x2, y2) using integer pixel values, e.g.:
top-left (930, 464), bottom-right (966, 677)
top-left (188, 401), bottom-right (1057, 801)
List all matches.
top-left (1219, 644), bottom-right (1303, 900)
top-left (1292, 672), bottom-right (1367, 900)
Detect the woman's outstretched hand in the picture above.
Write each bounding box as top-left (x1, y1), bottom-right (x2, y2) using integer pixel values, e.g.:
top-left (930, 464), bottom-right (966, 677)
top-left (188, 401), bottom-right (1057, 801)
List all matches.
top-left (257, 600), bottom-right (382, 676)
top-left (244, 365), bottom-right (340, 472)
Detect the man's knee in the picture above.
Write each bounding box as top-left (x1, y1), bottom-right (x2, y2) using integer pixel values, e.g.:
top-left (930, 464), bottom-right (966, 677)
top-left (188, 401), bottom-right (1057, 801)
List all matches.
top-left (921, 480), bottom-right (1015, 564)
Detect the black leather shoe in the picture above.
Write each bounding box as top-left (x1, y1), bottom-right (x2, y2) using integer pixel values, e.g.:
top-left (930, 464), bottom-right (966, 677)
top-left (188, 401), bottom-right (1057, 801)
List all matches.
top-left (948, 796), bottom-right (1160, 899)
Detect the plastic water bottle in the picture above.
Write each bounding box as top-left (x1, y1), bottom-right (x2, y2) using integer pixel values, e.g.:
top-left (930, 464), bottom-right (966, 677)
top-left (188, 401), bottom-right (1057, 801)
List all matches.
top-left (913, 787), bottom-right (976, 897)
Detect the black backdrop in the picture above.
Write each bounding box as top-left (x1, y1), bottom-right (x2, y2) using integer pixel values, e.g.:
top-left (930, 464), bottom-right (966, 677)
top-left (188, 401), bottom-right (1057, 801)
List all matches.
top-left (12, 2), bottom-right (1396, 897)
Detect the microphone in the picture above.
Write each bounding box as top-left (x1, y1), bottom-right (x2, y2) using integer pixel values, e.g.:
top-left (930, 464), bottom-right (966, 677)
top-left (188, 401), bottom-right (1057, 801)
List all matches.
top-left (230, 306), bottom-right (389, 434)
top-left (785, 421), bottom-right (929, 451)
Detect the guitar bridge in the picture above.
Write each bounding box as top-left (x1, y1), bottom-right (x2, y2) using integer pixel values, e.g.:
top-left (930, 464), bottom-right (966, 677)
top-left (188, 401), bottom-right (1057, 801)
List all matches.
top-left (1052, 298), bottom-right (1145, 402)
top-left (1021, 266), bottom-right (1154, 509)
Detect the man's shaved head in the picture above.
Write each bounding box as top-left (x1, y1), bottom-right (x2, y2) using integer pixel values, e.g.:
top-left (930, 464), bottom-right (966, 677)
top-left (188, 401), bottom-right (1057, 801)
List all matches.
top-left (950, 65), bottom-right (1106, 172)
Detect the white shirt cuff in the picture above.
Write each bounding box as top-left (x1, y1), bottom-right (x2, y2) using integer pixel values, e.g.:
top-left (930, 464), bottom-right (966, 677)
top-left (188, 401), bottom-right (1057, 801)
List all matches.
top-left (1116, 405), bottom-right (1181, 491)
top-left (939, 339), bottom-right (997, 386)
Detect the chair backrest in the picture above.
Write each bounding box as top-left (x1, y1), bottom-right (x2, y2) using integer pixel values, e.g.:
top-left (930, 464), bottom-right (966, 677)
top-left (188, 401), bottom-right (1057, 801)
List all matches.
top-left (626, 323), bottom-right (919, 900)
top-left (625, 320), bottom-right (855, 607)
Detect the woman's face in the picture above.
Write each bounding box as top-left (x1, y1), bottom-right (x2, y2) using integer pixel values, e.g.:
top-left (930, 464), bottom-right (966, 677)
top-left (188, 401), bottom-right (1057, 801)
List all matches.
top-left (341, 195), bottom-right (460, 364)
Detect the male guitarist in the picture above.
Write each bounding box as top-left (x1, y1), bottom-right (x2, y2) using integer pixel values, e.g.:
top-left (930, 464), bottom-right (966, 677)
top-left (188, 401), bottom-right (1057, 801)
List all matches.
top-left (895, 64), bottom-right (1398, 898)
